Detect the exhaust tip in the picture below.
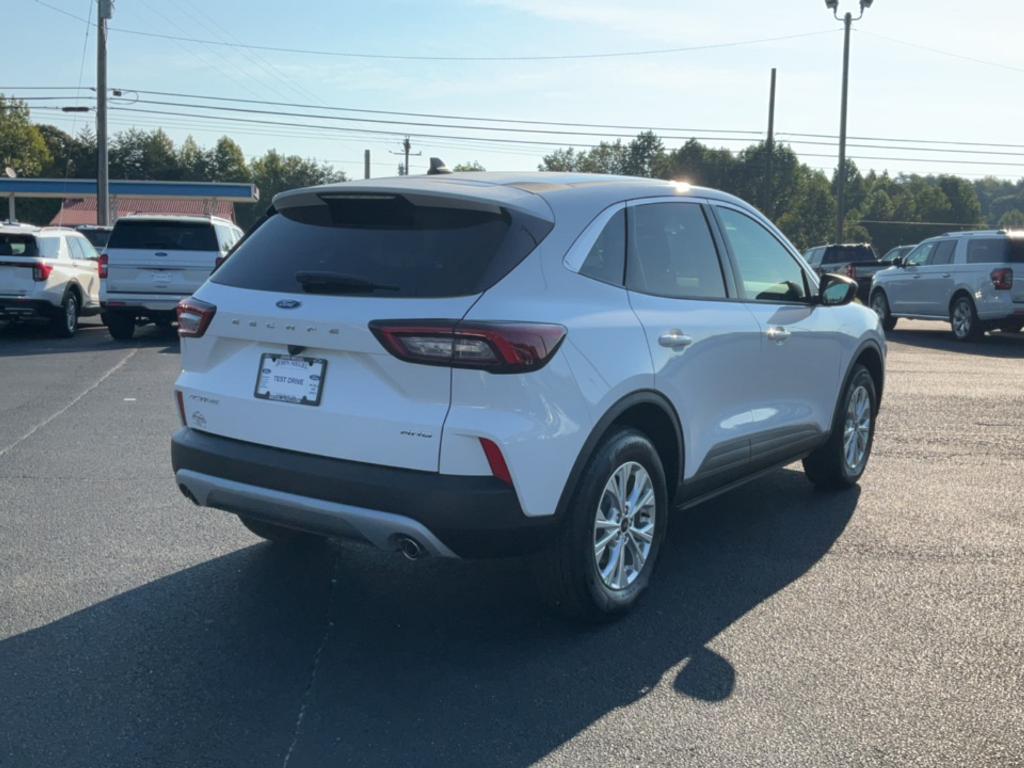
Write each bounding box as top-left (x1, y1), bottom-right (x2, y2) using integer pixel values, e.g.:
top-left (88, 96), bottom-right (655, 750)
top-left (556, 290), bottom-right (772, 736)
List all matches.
top-left (396, 535), bottom-right (425, 560)
top-left (178, 483), bottom-right (199, 505)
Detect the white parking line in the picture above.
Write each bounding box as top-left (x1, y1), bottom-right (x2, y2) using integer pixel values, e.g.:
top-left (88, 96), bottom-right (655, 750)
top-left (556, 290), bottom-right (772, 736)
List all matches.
top-left (0, 348), bottom-right (138, 460)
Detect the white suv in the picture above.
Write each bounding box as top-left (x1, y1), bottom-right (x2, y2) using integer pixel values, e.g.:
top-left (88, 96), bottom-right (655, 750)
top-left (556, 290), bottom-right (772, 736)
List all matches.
top-left (0, 223), bottom-right (101, 337)
top-left (100, 215), bottom-right (243, 340)
top-left (171, 173), bottom-right (885, 619)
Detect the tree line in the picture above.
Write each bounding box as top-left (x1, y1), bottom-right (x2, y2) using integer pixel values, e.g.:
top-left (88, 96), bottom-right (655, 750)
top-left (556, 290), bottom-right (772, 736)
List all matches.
top-left (4, 95), bottom-right (1024, 253)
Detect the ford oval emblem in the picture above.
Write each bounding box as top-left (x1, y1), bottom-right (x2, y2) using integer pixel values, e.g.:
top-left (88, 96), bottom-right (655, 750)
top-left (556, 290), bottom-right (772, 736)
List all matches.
top-left (276, 299), bottom-right (302, 309)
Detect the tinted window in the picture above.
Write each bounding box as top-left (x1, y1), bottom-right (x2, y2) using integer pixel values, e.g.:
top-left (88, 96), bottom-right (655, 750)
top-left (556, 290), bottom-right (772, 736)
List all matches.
top-left (79, 229), bottom-right (110, 248)
top-left (716, 207), bottom-right (807, 302)
top-left (108, 220), bottom-right (219, 251)
top-left (68, 237), bottom-right (86, 260)
top-left (804, 247), bottom-right (823, 266)
top-left (579, 209), bottom-right (625, 285)
top-left (905, 242), bottom-right (935, 267)
top-left (626, 203), bottom-right (725, 299)
top-left (930, 240), bottom-right (956, 265)
top-left (966, 237), bottom-right (1024, 264)
top-left (823, 245), bottom-right (875, 264)
top-left (0, 234), bottom-right (38, 256)
top-left (213, 195), bottom-right (552, 298)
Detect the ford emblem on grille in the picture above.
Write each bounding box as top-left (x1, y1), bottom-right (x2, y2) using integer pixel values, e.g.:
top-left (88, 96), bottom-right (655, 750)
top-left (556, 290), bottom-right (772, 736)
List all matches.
top-left (276, 299), bottom-right (302, 309)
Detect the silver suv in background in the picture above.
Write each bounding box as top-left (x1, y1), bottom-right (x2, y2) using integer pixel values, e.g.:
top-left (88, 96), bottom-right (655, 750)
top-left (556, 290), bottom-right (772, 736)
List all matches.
top-left (100, 215), bottom-right (243, 340)
top-left (870, 230), bottom-right (1024, 340)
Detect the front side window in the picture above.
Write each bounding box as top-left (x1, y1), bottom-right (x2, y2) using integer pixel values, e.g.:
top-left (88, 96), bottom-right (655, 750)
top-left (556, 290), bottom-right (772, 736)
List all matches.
top-left (579, 209), bottom-right (625, 285)
top-left (626, 203), bottom-right (726, 300)
top-left (716, 207), bottom-right (807, 302)
top-left (905, 242), bottom-right (936, 267)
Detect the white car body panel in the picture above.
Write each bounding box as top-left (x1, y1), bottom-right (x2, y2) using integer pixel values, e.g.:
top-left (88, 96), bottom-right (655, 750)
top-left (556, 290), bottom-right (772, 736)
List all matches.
top-left (0, 226), bottom-right (100, 315)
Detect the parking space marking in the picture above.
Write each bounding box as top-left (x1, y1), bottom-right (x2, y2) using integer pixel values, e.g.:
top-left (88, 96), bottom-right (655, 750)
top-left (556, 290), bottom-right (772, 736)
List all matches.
top-left (0, 348), bottom-right (138, 460)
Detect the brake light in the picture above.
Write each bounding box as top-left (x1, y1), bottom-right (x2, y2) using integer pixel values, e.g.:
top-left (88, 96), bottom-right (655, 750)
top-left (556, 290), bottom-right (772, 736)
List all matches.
top-left (213, 254), bottom-right (227, 271)
top-left (98, 253), bottom-right (108, 279)
top-left (32, 262), bottom-right (53, 282)
top-left (845, 263), bottom-right (857, 280)
top-left (991, 268), bottom-right (1013, 290)
top-left (175, 390), bottom-right (187, 426)
top-left (368, 320), bottom-right (566, 373)
top-left (479, 438), bottom-right (513, 485)
top-left (176, 298), bottom-right (217, 338)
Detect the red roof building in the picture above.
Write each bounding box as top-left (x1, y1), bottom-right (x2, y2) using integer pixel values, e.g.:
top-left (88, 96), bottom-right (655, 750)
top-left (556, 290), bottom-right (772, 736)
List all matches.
top-left (49, 196), bottom-right (237, 226)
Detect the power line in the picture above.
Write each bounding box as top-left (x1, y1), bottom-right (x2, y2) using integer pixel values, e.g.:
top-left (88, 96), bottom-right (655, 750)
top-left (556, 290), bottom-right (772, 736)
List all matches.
top-left (857, 29), bottom-right (1024, 75)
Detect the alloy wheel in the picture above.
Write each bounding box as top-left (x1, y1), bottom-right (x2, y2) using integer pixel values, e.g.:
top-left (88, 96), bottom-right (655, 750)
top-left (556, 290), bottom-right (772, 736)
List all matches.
top-left (593, 461), bottom-right (656, 591)
top-left (952, 300), bottom-right (972, 339)
top-left (842, 384), bottom-right (872, 473)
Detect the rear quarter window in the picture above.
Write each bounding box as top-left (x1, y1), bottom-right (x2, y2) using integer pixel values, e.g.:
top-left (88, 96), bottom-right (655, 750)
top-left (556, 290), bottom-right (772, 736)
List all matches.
top-left (0, 234), bottom-right (39, 256)
top-left (108, 220), bottom-right (219, 252)
top-left (966, 238), bottom-right (1024, 264)
top-left (212, 194), bottom-right (552, 298)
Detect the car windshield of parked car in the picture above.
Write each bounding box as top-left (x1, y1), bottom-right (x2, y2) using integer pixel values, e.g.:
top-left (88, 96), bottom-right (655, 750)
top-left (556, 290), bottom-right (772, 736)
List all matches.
top-left (108, 220), bottom-right (219, 251)
top-left (0, 234), bottom-right (39, 256)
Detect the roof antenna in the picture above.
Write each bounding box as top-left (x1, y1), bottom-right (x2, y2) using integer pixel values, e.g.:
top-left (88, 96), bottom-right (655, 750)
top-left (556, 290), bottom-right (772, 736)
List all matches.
top-left (427, 157), bottom-right (451, 175)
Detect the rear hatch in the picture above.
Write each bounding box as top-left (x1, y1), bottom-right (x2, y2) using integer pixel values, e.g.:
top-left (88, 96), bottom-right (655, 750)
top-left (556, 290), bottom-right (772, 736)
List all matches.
top-left (967, 236), bottom-right (1024, 305)
top-left (177, 186), bottom-right (552, 471)
top-left (0, 233), bottom-right (42, 297)
top-left (105, 219), bottom-right (219, 296)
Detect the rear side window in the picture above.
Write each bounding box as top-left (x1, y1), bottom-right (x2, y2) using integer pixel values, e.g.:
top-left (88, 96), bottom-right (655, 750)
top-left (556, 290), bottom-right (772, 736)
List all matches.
top-left (626, 203), bottom-right (726, 299)
top-left (108, 220), bottom-right (219, 251)
top-left (930, 240), bottom-right (956, 265)
top-left (212, 194), bottom-right (553, 298)
top-left (0, 234), bottom-right (38, 256)
top-left (579, 209), bottom-right (625, 285)
top-left (35, 237), bottom-right (61, 258)
top-left (967, 238), bottom-right (1024, 264)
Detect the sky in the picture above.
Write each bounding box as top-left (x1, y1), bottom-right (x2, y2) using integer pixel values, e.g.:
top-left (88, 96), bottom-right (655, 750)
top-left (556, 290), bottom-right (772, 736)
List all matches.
top-left (7, 0), bottom-right (1024, 181)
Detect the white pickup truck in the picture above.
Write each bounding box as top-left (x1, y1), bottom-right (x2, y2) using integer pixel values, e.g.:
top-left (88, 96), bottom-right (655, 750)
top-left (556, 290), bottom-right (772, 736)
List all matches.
top-left (0, 223), bottom-right (102, 337)
top-left (101, 215), bottom-right (243, 340)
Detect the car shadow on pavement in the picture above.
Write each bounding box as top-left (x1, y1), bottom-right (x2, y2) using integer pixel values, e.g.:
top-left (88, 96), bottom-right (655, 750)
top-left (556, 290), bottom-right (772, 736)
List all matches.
top-left (0, 319), bottom-right (180, 357)
top-left (0, 468), bottom-right (857, 768)
top-left (886, 326), bottom-right (1024, 359)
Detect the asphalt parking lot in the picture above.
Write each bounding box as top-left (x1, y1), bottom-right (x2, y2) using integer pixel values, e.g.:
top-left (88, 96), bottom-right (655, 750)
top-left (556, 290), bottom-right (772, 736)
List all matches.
top-left (0, 317), bottom-right (1021, 768)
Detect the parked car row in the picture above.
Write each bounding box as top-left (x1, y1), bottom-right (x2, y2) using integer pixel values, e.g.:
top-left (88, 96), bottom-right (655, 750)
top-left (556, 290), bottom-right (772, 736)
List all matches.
top-left (0, 215), bottom-right (242, 339)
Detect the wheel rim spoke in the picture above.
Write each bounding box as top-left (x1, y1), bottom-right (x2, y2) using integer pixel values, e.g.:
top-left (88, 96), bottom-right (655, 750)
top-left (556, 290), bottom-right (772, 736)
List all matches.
top-left (593, 460), bottom-right (656, 591)
top-left (842, 385), bottom-right (872, 472)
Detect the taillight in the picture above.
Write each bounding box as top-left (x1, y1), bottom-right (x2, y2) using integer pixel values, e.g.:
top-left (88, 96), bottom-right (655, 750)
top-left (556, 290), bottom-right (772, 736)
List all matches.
top-left (845, 263), bottom-right (857, 280)
top-left (32, 262), bottom-right (53, 282)
top-left (175, 390), bottom-right (187, 426)
top-left (98, 253), bottom-right (108, 279)
top-left (368, 320), bottom-right (566, 374)
top-left (176, 298), bottom-right (217, 338)
top-left (213, 254), bottom-right (227, 272)
top-left (991, 268), bottom-right (1013, 290)
top-left (479, 438), bottom-right (513, 485)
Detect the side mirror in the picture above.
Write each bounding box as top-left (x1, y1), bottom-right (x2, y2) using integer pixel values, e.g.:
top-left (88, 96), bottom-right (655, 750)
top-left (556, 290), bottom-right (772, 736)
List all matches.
top-left (818, 273), bottom-right (858, 307)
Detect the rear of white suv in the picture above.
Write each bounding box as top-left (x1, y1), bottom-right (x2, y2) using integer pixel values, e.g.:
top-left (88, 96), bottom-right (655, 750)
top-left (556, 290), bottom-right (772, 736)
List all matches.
top-left (0, 224), bottom-right (101, 337)
top-left (173, 174), bottom-right (885, 620)
top-left (100, 215), bottom-right (242, 339)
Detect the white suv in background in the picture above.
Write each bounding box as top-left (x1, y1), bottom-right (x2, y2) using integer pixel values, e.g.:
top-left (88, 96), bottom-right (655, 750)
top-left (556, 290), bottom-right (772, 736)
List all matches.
top-left (100, 215), bottom-right (243, 340)
top-left (0, 223), bottom-right (102, 337)
top-left (171, 173), bottom-right (885, 620)
top-left (870, 229), bottom-right (1024, 340)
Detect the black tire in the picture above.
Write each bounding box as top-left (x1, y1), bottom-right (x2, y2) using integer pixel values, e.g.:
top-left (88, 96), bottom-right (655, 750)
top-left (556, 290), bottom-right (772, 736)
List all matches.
top-left (106, 312), bottom-right (136, 341)
top-left (950, 295), bottom-right (983, 342)
top-left (803, 365), bottom-right (878, 490)
top-left (238, 514), bottom-right (319, 545)
top-left (869, 290), bottom-right (897, 332)
top-left (533, 428), bottom-right (668, 622)
top-left (51, 291), bottom-right (78, 338)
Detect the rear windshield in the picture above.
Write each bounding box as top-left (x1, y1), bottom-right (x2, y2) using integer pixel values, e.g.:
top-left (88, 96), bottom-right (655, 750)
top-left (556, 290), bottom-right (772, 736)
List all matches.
top-left (79, 229), bottom-right (111, 249)
top-left (108, 220), bottom-right (219, 251)
top-left (822, 245), bottom-right (876, 264)
top-left (0, 234), bottom-right (38, 257)
top-left (966, 237), bottom-right (1024, 264)
top-left (212, 194), bottom-right (553, 297)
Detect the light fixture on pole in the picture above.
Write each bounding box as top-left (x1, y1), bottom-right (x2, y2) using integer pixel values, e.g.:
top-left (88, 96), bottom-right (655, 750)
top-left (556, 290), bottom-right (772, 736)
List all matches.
top-left (827, 0), bottom-right (874, 243)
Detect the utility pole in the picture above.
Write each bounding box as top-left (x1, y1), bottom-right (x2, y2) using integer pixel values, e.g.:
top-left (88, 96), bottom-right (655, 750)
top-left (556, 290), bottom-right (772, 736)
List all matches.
top-left (764, 67), bottom-right (776, 217)
top-left (96, 0), bottom-right (114, 226)
top-left (364, 149), bottom-right (370, 180)
top-left (827, 0), bottom-right (874, 243)
top-left (390, 137), bottom-right (420, 176)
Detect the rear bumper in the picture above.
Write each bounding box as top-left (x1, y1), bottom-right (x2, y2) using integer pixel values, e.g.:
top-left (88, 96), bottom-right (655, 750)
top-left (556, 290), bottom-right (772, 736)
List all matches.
top-left (0, 298), bottom-right (58, 318)
top-left (170, 428), bottom-right (557, 558)
top-left (101, 292), bottom-right (186, 313)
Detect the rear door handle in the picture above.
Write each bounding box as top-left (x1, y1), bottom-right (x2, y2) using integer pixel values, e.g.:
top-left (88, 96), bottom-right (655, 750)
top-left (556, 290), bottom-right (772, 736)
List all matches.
top-left (942, 273), bottom-right (951, 278)
top-left (658, 329), bottom-right (693, 349)
top-left (912, 275), bottom-right (922, 279)
top-left (766, 326), bottom-right (792, 343)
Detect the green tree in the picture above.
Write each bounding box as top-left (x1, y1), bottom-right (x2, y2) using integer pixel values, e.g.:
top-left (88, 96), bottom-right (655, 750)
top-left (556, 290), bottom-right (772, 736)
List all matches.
top-left (998, 209), bottom-right (1024, 229)
top-left (242, 149), bottom-right (345, 227)
top-left (452, 161), bottom-right (486, 172)
top-left (206, 136), bottom-right (249, 182)
top-left (0, 95), bottom-right (51, 177)
top-left (776, 171), bottom-right (835, 250)
top-left (622, 131), bottom-right (663, 177)
top-left (177, 136), bottom-right (209, 181)
top-left (110, 128), bottom-right (180, 180)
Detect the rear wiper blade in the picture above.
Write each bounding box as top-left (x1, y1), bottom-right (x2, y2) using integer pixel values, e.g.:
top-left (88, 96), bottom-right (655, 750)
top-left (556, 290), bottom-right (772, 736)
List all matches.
top-left (294, 271), bottom-right (399, 294)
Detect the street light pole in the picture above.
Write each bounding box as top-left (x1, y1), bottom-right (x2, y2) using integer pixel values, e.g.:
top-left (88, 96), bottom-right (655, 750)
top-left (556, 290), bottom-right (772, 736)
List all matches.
top-left (97, 0), bottom-right (114, 226)
top-left (827, 0), bottom-right (873, 244)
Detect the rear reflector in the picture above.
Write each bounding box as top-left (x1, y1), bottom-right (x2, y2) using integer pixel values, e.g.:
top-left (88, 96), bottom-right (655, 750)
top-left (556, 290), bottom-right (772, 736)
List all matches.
top-left (479, 438), bottom-right (513, 485)
top-left (991, 268), bottom-right (1013, 290)
top-left (32, 262), bottom-right (53, 282)
top-left (369, 320), bottom-right (566, 374)
top-left (98, 253), bottom-right (108, 279)
top-left (176, 297), bottom-right (217, 338)
top-left (175, 390), bottom-right (187, 426)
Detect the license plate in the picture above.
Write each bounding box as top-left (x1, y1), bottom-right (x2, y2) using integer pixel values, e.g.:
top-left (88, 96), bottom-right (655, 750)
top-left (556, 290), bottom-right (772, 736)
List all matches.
top-left (253, 353), bottom-right (327, 406)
